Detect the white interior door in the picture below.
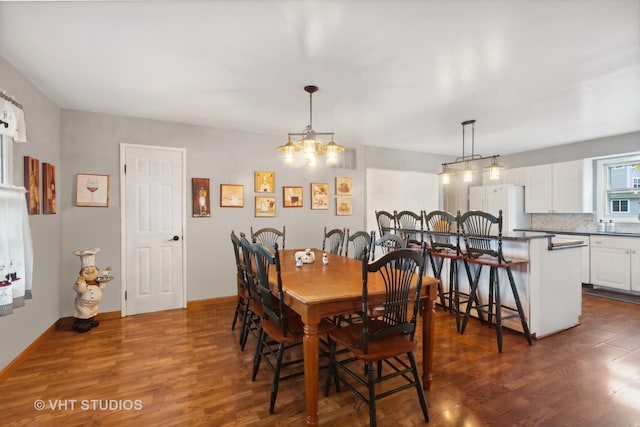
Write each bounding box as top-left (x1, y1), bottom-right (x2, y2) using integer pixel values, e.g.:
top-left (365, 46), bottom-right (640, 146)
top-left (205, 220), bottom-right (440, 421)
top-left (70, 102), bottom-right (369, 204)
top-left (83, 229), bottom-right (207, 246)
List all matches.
top-left (121, 144), bottom-right (186, 316)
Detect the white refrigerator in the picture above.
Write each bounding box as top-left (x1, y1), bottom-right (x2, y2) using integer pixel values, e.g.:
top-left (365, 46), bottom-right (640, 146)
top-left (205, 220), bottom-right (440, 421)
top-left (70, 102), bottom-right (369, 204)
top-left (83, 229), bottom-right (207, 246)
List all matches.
top-left (468, 184), bottom-right (531, 233)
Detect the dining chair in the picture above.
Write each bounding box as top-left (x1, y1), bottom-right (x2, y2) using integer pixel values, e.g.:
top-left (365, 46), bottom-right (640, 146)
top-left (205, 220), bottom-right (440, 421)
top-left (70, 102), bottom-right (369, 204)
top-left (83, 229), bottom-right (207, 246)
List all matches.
top-left (344, 230), bottom-right (373, 261)
top-left (251, 241), bottom-right (334, 414)
top-left (424, 210), bottom-right (473, 332)
top-left (324, 243), bottom-right (430, 427)
top-left (459, 210), bottom-right (532, 352)
top-left (369, 232), bottom-right (407, 261)
top-left (322, 227), bottom-right (346, 255)
top-left (250, 226), bottom-right (285, 250)
top-left (395, 209), bottom-right (424, 246)
top-left (230, 231), bottom-right (248, 340)
top-left (238, 232), bottom-right (264, 351)
top-left (374, 210), bottom-right (396, 238)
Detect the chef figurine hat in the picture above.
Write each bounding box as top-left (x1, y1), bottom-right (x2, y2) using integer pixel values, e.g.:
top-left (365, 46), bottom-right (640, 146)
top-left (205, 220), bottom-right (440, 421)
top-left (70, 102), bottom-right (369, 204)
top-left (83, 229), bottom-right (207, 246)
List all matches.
top-left (73, 248), bottom-right (101, 268)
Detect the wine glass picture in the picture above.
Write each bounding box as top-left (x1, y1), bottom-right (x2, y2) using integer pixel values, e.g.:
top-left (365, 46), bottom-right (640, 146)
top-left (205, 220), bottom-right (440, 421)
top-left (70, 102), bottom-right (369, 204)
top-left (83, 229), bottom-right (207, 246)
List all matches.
top-left (86, 176), bottom-right (99, 202)
top-left (76, 173), bottom-right (110, 207)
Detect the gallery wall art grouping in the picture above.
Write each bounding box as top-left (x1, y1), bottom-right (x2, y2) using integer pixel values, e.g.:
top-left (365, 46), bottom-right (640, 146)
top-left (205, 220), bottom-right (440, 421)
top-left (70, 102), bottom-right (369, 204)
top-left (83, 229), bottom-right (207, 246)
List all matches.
top-left (191, 172), bottom-right (353, 218)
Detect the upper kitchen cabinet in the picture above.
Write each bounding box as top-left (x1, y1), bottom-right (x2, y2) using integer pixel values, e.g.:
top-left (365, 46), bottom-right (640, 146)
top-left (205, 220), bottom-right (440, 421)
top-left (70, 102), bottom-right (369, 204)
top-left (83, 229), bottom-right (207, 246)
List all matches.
top-left (524, 160), bottom-right (593, 213)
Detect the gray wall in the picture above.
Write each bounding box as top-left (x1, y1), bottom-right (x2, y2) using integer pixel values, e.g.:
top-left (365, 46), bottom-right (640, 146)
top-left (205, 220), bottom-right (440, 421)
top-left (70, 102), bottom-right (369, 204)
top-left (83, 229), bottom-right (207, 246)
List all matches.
top-left (59, 109), bottom-right (368, 316)
top-left (500, 132), bottom-right (640, 167)
top-left (0, 56), bottom-right (62, 370)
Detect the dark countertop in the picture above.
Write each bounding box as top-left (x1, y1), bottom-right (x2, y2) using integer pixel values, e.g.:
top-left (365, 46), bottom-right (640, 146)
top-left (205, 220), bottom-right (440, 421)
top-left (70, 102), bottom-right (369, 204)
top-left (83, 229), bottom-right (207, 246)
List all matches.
top-left (515, 228), bottom-right (640, 238)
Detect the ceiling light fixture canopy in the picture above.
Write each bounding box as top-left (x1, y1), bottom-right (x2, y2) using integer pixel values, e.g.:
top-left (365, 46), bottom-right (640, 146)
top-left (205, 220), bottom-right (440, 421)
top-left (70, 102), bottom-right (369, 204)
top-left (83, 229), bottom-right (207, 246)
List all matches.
top-left (439, 119), bottom-right (503, 184)
top-left (278, 85), bottom-right (344, 167)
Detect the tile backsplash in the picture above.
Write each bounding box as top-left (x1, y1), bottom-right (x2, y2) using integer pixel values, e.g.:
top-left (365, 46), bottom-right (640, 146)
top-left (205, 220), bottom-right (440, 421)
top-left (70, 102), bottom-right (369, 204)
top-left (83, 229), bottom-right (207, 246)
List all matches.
top-left (532, 213), bottom-right (640, 233)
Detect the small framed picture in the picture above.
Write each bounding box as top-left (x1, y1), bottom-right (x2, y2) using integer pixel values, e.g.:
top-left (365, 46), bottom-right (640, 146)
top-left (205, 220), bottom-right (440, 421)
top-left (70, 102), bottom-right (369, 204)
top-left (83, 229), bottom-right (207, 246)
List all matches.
top-left (24, 156), bottom-right (40, 214)
top-left (311, 183), bottom-right (329, 210)
top-left (255, 196), bottom-right (276, 217)
top-left (76, 173), bottom-right (110, 207)
top-left (220, 184), bottom-right (244, 208)
top-left (192, 178), bottom-right (211, 217)
top-left (336, 196), bottom-right (353, 216)
top-left (283, 186), bottom-right (303, 207)
top-left (42, 162), bottom-right (56, 214)
top-left (255, 171), bottom-right (275, 193)
top-left (336, 176), bottom-right (352, 195)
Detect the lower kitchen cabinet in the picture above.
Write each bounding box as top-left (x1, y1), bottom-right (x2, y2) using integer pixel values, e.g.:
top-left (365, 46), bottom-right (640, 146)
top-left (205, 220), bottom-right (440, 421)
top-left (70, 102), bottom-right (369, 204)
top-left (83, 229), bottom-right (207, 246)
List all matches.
top-left (554, 234), bottom-right (590, 284)
top-left (590, 236), bottom-right (640, 292)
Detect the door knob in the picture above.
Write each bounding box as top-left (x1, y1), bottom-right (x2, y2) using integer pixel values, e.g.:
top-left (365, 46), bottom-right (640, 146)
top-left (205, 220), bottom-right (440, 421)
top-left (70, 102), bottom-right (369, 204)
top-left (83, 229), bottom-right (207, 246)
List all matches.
top-left (171, 235), bottom-right (180, 241)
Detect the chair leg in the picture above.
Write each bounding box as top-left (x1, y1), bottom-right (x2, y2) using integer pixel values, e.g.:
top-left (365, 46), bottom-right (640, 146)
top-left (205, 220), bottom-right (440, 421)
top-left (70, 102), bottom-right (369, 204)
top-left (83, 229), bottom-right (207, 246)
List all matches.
top-left (367, 361), bottom-right (377, 427)
top-left (408, 351), bottom-right (429, 422)
top-left (506, 266), bottom-right (533, 345)
top-left (451, 259), bottom-right (461, 332)
top-left (461, 263), bottom-right (483, 334)
top-left (252, 328), bottom-right (265, 381)
top-left (429, 254), bottom-right (447, 309)
top-left (324, 340), bottom-right (337, 397)
top-left (231, 296), bottom-right (242, 331)
top-left (492, 267), bottom-right (503, 353)
top-left (269, 343), bottom-right (285, 414)
top-left (240, 306), bottom-right (255, 352)
top-left (487, 266), bottom-right (496, 328)
top-left (239, 299), bottom-right (251, 349)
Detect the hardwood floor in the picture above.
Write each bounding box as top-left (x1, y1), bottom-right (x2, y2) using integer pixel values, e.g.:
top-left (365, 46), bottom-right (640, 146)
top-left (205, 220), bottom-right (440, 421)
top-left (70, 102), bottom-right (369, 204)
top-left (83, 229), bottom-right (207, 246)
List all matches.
top-left (2, 293), bottom-right (640, 426)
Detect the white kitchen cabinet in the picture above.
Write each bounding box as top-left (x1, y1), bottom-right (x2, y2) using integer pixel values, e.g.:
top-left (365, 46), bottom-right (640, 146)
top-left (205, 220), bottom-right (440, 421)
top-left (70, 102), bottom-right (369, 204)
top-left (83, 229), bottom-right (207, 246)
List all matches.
top-left (632, 249), bottom-right (640, 292)
top-left (524, 160), bottom-right (593, 213)
top-left (590, 236), bottom-right (640, 292)
top-left (554, 233), bottom-right (590, 284)
top-left (468, 184), bottom-right (531, 232)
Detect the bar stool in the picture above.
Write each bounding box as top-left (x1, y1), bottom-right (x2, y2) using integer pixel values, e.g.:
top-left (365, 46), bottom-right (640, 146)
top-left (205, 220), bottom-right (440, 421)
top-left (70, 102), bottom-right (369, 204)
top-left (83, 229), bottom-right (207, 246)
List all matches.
top-left (395, 210), bottom-right (423, 247)
top-left (423, 210), bottom-right (471, 332)
top-left (459, 210), bottom-right (532, 352)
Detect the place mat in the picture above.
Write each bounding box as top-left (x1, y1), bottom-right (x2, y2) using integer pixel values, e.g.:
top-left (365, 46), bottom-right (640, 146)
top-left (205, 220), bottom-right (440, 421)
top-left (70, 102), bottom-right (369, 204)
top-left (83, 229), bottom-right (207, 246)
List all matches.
top-left (583, 287), bottom-right (640, 305)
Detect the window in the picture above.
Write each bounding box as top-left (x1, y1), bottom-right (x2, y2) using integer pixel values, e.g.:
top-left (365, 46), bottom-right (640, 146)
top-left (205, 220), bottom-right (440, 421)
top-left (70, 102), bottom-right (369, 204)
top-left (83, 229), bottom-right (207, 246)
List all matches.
top-left (596, 153), bottom-right (640, 222)
top-left (611, 199), bottom-right (629, 213)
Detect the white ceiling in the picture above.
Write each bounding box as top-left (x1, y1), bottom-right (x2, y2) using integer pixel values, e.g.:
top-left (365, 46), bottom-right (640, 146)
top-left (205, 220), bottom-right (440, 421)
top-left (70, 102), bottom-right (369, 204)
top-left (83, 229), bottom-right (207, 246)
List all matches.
top-left (1, 1), bottom-right (639, 157)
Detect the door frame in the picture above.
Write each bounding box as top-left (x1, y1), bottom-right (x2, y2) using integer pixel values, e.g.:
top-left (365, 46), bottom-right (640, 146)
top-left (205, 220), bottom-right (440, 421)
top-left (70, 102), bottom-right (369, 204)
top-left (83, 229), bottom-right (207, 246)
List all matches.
top-left (119, 143), bottom-right (188, 317)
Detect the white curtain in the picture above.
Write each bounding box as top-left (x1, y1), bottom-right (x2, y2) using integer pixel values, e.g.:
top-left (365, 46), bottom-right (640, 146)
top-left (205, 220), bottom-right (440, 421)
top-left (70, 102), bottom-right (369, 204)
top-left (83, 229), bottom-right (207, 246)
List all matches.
top-left (0, 95), bottom-right (27, 143)
top-left (0, 184), bottom-right (34, 316)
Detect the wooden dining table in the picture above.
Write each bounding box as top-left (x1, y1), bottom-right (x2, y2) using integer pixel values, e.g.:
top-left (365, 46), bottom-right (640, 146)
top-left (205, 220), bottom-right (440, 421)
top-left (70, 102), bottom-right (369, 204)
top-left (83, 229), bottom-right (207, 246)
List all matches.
top-left (274, 248), bottom-right (439, 427)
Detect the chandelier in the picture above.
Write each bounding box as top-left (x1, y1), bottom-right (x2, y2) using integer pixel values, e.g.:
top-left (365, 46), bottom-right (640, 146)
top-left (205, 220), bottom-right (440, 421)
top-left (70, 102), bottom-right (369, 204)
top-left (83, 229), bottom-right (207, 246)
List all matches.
top-left (438, 119), bottom-right (502, 184)
top-left (278, 85), bottom-right (344, 167)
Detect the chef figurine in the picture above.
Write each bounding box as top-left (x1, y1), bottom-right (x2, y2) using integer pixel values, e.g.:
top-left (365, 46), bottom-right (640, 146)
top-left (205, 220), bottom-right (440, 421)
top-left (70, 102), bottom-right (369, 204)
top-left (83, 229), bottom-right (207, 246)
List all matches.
top-left (72, 248), bottom-right (107, 333)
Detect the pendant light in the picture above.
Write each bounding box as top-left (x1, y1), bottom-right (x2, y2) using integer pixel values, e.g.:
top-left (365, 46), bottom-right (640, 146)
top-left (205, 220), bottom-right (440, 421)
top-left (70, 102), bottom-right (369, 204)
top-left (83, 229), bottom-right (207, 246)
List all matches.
top-left (278, 85), bottom-right (344, 167)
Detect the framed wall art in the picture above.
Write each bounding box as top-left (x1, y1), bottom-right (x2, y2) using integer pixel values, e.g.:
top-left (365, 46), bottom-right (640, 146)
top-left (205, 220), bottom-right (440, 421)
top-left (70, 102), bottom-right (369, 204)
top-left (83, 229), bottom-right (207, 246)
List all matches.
top-left (24, 156), bottom-right (40, 214)
top-left (255, 196), bottom-right (276, 217)
top-left (192, 177), bottom-right (211, 217)
top-left (336, 196), bottom-right (353, 216)
top-left (283, 186), bottom-right (303, 207)
top-left (310, 182), bottom-right (329, 210)
top-left (76, 173), bottom-right (110, 207)
top-left (42, 162), bottom-right (56, 214)
top-left (254, 171), bottom-right (275, 193)
top-left (220, 184), bottom-right (244, 208)
top-left (335, 176), bottom-right (352, 196)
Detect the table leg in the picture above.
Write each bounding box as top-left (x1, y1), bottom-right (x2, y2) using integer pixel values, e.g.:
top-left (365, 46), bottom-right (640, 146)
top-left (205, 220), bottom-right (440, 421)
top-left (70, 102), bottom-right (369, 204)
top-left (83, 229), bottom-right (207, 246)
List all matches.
top-left (303, 323), bottom-right (320, 427)
top-left (421, 286), bottom-right (436, 390)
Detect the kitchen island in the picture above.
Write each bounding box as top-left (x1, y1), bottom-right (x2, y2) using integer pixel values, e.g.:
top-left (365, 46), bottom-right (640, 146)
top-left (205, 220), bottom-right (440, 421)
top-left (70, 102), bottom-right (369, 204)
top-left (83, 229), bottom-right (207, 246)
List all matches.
top-left (444, 231), bottom-right (585, 339)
